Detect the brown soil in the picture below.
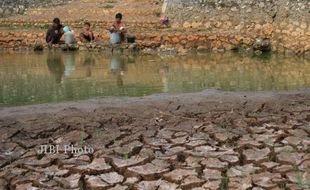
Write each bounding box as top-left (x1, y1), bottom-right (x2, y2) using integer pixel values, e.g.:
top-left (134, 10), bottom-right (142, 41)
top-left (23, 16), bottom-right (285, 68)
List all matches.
top-left (0, 89), bottom-right (309, 189)
top-left (1, 0), bottom-right (162, 24)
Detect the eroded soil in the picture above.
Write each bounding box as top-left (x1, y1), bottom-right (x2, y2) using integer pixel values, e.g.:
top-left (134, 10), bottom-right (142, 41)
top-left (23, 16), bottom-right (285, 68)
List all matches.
top-left (0, 89), bottom-right (309, 189)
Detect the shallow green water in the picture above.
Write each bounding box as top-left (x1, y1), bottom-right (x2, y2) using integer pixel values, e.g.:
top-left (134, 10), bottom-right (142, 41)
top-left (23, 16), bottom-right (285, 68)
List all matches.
top-left (0, 51), bottom-right (309, 106)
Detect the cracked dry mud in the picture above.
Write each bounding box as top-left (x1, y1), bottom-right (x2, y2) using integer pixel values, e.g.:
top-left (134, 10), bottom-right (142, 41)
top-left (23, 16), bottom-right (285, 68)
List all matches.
top-left (0, 90), bottom-right (309, 190)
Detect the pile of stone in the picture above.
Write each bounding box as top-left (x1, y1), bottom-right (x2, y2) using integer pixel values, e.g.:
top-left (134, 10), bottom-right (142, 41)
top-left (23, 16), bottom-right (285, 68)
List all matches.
top-left (0, 0), bottom-right (68, 17)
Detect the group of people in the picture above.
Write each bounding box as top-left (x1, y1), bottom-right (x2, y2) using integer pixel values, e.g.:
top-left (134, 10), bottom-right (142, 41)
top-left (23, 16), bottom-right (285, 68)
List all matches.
top-left (46, 13), bottom-right (127, 46)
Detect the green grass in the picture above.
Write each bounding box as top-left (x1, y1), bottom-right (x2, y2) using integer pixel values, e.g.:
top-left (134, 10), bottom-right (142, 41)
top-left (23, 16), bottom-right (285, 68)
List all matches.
top-left (0, 23), bottom-right (49, 30)
top-left (153, 9), bottom-right (161, 17)
top-left (102, 4), bottom-right (114, 9)
top-left (220, 176), bottom-right (229, 190)
top-left (105, 0), bottom-right (116, 3)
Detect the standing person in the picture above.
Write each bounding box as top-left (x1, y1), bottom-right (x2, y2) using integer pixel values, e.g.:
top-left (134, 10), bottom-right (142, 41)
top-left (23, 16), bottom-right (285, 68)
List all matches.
top-left (79, 22), bottom-right (95, 43)
top-left (46, 18), bottom-right (64, 46)
top-left (109, 13), bottom-right (127, 43)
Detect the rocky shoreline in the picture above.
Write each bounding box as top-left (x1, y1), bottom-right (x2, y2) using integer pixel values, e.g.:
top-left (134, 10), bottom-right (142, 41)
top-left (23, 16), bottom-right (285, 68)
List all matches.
top-left (0, 0), bottom-right (309, 55)
top-left (0, 89), bottom-right (309, 189)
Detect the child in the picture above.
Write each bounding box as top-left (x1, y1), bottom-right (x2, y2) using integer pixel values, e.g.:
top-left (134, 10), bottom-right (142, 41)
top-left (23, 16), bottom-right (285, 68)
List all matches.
top-left (63, 26), bottom-right (76, 45)
top-left (109, 13), bottom-right (127, 43)
top-left (80, 22), bottom-right (95, 43)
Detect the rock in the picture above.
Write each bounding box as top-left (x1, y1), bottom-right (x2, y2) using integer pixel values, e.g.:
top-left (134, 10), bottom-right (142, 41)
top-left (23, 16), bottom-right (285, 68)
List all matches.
top-left (135, 181), bottom-right (159, 190)
top-left (299, 160), bottom-right (310, 172)
top-left (202, 169), bottom-right (222, 181)
top-left (164, 146), bottom-right (186, 156)
top-left (73, 158), bottom-right (111, 174)
top-left (260, 162), bottom-right (280, 170)
top-left (145, 138), bottom-right (169, 147)
top-left (100, 172), bottom-right (124, 185)
top-left (274, 145), bottom-right (295, 154)
top-left (185, 156), bottom-right (204, 169)
top-left (237, 136), bottom-right (262, 149)
top-left (227, 164), bottom-right (261, 178)
top-left (114, 140), bottom-right (143, 157)
top-left (109, 184), bottom-right (129, 190)
top-left (254, 50), bottom-right (263, 56)
top-left (214, 133), bottom-right (229, 142)
top-left (171, 136), bottom-right (188, 145)
top-left (191, 22), bottom-right (202, 29)
top-left (183, 22), bottom-right (191, 28)
top-left (85, 175), bottom-right (110, 190)
top-left (201, 158), bottom-right (228, 171)
top-left (33, 43), bottom-right (44, 51)
top-left (180, 175), bottom-right (205, 189)
top-left (158, 180), bottom-right (180, 190)
top-left (0, 178), bottom-right (7, 189)
top-left (243, 147), bottom-right (271, 164)
top-left (282, 136), bottom-right (303, 146)
top-left (228, 177), bottom-right (253, 189)
top-left (273, 165), bottom-right (294, 174)
top-left (124, 177), bottom-right (140, 186)
top-left (40, 165), bottom-right (69, 177)
top-left (23, 157), bottom-right (52, 168)
top-left (194, 146), bottom-right (236, 158)
top-left (276, 152), bottom-right (305, 165)
top-left (287, 129), bottom-right (308, 138)
top-left (15, 183), bottom-right (39, 190)
top-left (55, 130), bottom-right (89, 144)
top-left (201, 180), bottom-right (222, 189)
top-left (126, 163), bottom-right (169, 180)
top-left (252, 172), bottom-right (284, 189)
top-left (253, 38), bottom-right (271, 52)
top-left (163, 169), bottom-right (197, 183)
top-left (55, 174), bottom-right (81, 189)
top-left (219, 154), bottom-right (239, 165)
top-left (197, 46), bottom-right (209, 52)
top-left (59, 154), bottom-right (90, 166)
top-left (286, 171), bottom-right (310, 188)
top-left (110, 155), bottom-right (149, 170)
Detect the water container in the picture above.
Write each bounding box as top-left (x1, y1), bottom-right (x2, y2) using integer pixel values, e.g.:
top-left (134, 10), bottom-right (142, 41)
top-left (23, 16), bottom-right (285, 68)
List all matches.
top-left (110, 32), bottom-right (121, 44)
top-left (64, 31), bottom-right (75, 45)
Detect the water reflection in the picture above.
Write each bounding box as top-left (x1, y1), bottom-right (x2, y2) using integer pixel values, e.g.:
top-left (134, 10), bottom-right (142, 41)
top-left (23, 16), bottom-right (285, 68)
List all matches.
top-left (0, 52), bottom-right (309, 106)
top-left (160, 64), bottom-right (169, 93)
top-left (110, 56), bottom-right (127, 87)
top-left (83, 54), bottom-right (96, 77)
top-left (47, 52), bottom-right (65, 84)
top-left (63, 53), bottom-right (76, 77)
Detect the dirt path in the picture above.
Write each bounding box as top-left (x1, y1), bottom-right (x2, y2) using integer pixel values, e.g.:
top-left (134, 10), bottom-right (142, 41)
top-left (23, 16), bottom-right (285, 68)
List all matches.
top-left (0, 89), bottom-right (309, 189)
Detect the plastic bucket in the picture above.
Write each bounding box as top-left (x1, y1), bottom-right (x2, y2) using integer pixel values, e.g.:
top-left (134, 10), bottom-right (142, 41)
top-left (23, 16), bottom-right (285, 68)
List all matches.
top-left (110, 32), bottom-right (121, 44)
top-left (127, 36), bottom-right (136, 43)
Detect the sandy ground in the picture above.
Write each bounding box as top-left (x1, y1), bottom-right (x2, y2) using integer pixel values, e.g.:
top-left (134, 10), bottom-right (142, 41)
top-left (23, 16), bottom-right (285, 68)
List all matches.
top-left (0, 89), bottom-right (309, 189)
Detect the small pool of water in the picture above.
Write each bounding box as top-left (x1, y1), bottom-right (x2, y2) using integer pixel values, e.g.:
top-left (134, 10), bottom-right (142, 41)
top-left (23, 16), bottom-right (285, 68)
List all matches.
top-left (0, 51), bottom-right (309, 106)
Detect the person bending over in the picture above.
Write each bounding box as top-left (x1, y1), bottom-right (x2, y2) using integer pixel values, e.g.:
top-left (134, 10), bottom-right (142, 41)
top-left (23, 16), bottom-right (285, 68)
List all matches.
top-left (46, 18), bottom-right (64, 46)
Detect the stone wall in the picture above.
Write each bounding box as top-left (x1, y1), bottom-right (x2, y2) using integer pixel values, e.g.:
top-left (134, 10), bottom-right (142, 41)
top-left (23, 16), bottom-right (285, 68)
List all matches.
top-left (163, 0), bottom-right (310, 54)
top-left (0, 0), bottom-right (68, 17)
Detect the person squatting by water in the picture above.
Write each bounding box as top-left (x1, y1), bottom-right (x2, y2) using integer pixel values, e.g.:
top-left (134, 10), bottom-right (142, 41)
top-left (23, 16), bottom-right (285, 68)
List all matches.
top-left (46, 18), bottom-right (64, 46)
top-left (46, 13), bottom-right (127, 46)
top-left (79, 22), bottom-right (95, 43)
